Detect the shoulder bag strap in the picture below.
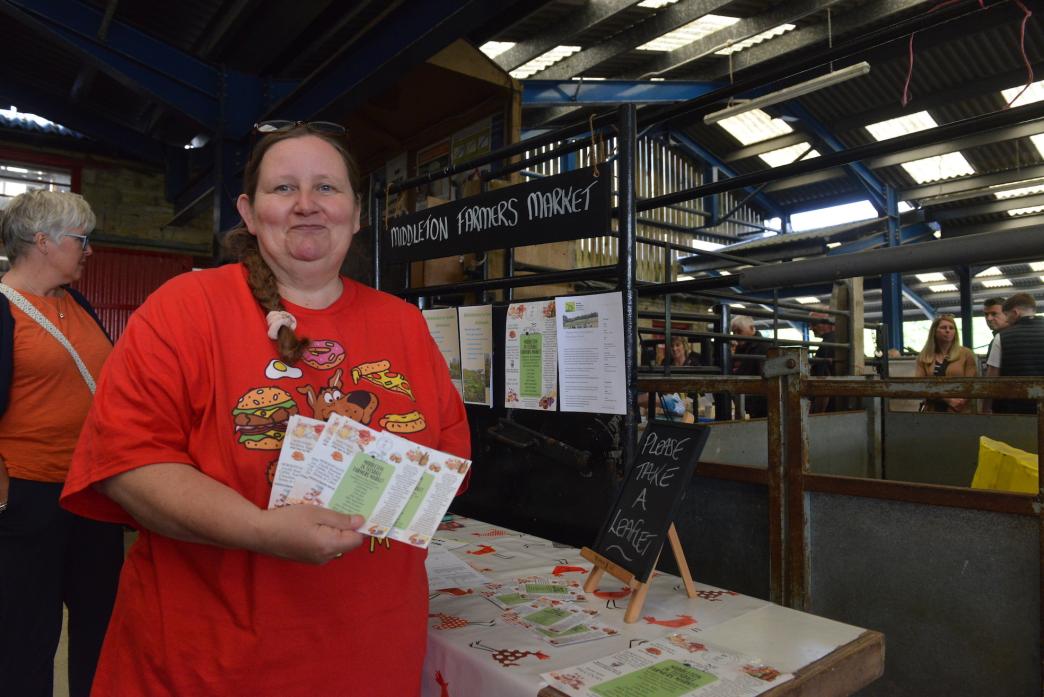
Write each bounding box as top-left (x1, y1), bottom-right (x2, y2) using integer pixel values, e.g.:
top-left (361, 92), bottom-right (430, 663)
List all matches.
top-left (0, 283), bottom-right (96, 393)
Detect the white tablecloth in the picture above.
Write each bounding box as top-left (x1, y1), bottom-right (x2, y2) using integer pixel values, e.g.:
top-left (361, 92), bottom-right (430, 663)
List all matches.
top-left (421, 515), bottom-right (864, 697)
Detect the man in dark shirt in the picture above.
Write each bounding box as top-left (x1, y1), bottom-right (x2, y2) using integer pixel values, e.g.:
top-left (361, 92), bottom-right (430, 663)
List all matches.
top-left (809, 311), bottom-right (838, 413)
top-left (730, 315), bottom-right (769, 418)
top-left (985, 293), bottom-right (1043, 414)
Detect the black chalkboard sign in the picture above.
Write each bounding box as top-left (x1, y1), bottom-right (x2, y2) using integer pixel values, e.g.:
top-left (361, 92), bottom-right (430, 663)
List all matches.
top-left (381, 166), bottom-right (609, 263)
top-left (591, 422), bottom-right (709, 584)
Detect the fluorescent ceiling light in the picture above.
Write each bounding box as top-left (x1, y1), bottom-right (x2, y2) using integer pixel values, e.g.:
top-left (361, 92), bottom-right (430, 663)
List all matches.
top-left (1008, 204), bottom-right (1044, 216)
top-left (826, 242), bottom-right (841, 248)
top-left (717, 108), bottom-right (792, 146)
top-left (571, 76), bottom-right (605, 80)
top-left (759, 142), bottom-right (819, 168)
top-left (1001, 79), bottom-right (1044, 107)
top-left (916, 272), bottom-right (947, 282)
top-left (928, 284), bottom-right (958, 293)
top-left (900, 153), bottom-right (975, 184)
top-left (1030, 261), bottom-right (1044, 271)
top-left (479, 41), bottom-right (515, 59)
top-left (638, 14), bottom-right (739, 52)
top-left (730, 303), bottom-right (746, 308)
top-left (638, 0), bottom-right (680, 7)
top-left (716, 24), bottom-right (796, 55)
top-left (976, 266), bottom-right (1002, 277)
top-left (982, 279), bottom-right (1013, 288)
top-left (794, 296), bottom-right (820, 304)
top-left (510, 46), bottom-right (581, 79)
top-left (705, 62), bottom-right (871, 125)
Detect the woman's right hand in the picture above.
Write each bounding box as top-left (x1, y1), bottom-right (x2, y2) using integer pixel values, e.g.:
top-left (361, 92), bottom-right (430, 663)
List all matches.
top-left (252, 505), bottom-right (365, 565)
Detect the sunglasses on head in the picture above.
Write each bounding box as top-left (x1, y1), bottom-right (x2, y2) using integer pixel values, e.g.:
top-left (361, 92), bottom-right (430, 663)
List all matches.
top-left (252, 120), bottom-right (347, 137)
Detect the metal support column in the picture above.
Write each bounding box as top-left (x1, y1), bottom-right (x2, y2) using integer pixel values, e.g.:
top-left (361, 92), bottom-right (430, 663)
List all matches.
top-left (957, 265), bottom-right (974, 348)
top-left (715, 303), bottom-right (733, 421)
top-left (880, 187), bottom-right (904, 351)
top-left (618, 105), bottom-right (638, 473)
top-left (371, 183), bottom-right (384, 291)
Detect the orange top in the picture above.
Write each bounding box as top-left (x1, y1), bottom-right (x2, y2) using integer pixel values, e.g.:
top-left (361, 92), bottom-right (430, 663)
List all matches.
top-left (0, 291), bottom-right (111, 482)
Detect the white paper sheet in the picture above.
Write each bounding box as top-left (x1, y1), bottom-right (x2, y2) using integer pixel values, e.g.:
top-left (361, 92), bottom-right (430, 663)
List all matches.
top-left (555, 292), bottom-right (626, 414)
top-left (458, 304), bottom-right (494, 406)
top-left (422, 307), bottom-right (463, 398)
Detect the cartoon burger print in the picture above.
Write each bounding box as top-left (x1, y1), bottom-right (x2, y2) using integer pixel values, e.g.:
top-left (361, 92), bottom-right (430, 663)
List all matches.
top-left (232, 387), bottom-right (299, 450)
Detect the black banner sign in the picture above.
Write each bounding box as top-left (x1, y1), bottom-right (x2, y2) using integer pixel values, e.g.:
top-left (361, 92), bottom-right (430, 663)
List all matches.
top-left (590, 422), bottom-right (709, 584)
top-left (382, 166), bottom-right (610, 263)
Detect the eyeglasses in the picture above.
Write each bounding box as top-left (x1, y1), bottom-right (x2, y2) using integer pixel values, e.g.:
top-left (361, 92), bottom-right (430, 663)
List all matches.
top-left (64, 233), bottom-right (91, 250)
top-left (253, 120), bottom-right (346, 137)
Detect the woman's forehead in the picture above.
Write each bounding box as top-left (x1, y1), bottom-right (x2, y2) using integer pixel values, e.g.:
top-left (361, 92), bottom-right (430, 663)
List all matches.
top-left (260, 135), bottom-right (350, 178)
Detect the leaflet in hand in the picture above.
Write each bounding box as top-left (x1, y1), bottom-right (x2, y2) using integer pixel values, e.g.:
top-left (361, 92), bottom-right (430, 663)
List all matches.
top-left (271, 413), bottom-right (470, 549)
top-left (268, 415), bottom-right (326, 509)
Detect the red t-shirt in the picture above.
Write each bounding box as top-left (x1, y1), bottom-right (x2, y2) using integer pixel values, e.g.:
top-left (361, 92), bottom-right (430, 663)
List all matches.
top-left (62, 264), bottom-right (470, 697)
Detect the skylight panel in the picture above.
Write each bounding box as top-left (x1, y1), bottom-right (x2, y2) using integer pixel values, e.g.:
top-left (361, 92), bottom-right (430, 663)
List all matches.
top-left (789, 200), bottom-right (876, 232)
top-left (637, 15), bottom-right (739, 52)
top-left (865, 111), bottom-right (937, 141)
top-left (510, 46), bottom-right (581, 79)
top-left (638, 0), bottom-right (680, 7)
top-left (976, 266), bottom-right (1002, 277)
top-left (794, 296), bottom-right (820, 304)
top-left (479, 41), bottom-right (515, 59)
top-left (1008, 204), bottom-right (1044, 216)
top-left (982, 278), bottom-right (1013, 288)
top-left (1030, 262), bottom-right (1044, 271)
top-left (916, 272), bottom-right (947, 282)
top-left (993, 182), bottom-right (1044, 199)
top-left (900, 153), bottom-right (975, 184)
top-left (716, 108), bottom-right (792, 145)
top-left (928, 284), bottom-right (958, 293)
top-left (1029, 134), bottom-right (1044, 160)
top-left (759, 143), bottom-right (819, 168)
top-left (715, 24), bottom-right (796, 55)
top-left (1001, 79), bottom-right (1044, 107)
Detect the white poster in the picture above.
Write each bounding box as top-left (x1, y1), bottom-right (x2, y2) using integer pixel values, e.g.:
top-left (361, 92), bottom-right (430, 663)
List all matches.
top-left (504, 300), bottom-right (558, 411)
top-left (458, 304), bottom-right (493, 407)
top-left (422, 307), bottom-right (463, 398)
top-left (555, 292), bottom-right (626, 414)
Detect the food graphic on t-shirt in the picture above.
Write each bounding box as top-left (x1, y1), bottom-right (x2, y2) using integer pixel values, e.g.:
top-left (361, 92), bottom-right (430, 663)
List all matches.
top-left (301, 339), bottom-right (346, 370)
top-left (378, 410), bottom-right (426, 434)
top-left (232, 387), bottom-right (299, 450)
top-left (296, 368), bottom-right (380, 423)
top-left (264, 358), bottom-right (303, 380)
top-left (350, 359), bottom-right (415, 400)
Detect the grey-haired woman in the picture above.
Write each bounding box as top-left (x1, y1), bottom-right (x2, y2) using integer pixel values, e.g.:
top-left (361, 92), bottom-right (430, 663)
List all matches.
top-left (0, 190), bottom-right (123, 697)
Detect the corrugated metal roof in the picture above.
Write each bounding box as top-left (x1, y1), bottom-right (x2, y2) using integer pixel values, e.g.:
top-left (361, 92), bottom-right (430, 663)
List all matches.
top-left (0, 111), bottom-right (84, 139)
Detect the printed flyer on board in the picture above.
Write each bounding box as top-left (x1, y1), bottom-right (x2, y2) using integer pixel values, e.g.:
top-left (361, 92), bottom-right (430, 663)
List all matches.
top-left (422, 307), bottom-right (464, 397)
top-left (542, 633), bottom-right (792, 697)
top-left (504, 299), bottom-right (558, 411)
top-left (555, 292), bottom-right (626, 415)
top-left (458, 304), bottom-right (494, 407)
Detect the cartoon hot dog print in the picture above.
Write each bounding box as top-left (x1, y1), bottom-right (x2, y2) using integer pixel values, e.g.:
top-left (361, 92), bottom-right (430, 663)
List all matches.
top-left (378, 410), bottom-right (426, 434)
top-left (350, 359), bottom-right (415, 400)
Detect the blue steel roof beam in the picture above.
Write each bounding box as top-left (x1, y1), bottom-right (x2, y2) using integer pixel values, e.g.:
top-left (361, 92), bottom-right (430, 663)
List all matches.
top-left (266, 0), bottom-right (516, 121)
top-left (826, 222), bottom-right (936, 255)
top-left (665, 128), bottom-right (785, 220)
top-left (901, 283), bottom-right (936, 320)
top-left (522, 80), bottom-right (720, 107)
top-left (2, 0), bottom-right (232, 130)
top-left (777, 103), bottom-right (886, 213)
top-left (0, 78), bottom-right (164, 163)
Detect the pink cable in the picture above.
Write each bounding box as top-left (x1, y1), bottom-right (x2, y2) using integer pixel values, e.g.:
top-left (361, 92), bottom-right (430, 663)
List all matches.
top-left (901, 0), bottom-right (981, 107)
top-left (1004, 0), bottom-right (1034, 108)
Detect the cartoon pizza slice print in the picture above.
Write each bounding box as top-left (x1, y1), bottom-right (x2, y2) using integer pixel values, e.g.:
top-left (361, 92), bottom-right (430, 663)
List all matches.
top-left (232, 387), bottom-right (299, 450)
top-left (351, 359), bottom-right (415, 400)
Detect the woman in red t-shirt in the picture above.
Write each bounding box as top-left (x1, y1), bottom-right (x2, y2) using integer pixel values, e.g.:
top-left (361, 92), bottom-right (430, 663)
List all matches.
top-left (62, 124), bottom-right (470, 696)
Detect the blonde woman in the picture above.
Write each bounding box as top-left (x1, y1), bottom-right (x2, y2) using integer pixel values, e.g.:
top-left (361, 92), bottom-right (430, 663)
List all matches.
top-left (915, 314), bottom-right (978, 412)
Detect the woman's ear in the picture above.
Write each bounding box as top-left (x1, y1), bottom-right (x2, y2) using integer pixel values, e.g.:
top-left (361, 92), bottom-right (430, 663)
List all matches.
top-left (236, 194), bottom-right (256, 234)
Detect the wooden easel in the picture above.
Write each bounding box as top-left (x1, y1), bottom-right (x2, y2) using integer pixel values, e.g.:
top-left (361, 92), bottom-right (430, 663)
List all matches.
top-left (580, 523), bottom-right (696, 623)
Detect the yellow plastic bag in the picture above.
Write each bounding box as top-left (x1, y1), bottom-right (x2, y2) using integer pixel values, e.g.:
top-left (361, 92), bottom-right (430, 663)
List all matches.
top-left (971, 436), bottom-right (1038, 494)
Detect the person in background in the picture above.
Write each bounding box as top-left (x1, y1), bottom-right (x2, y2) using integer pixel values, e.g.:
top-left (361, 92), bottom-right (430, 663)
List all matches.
top-left (985, 293), bottom-right (1043, 414)
top-left (730, 315), bottom-right (769, 418)
top-left (983, 296), bottom-right (1009, 338)
top-left (665, 335), bottom-right (701, 367)
top-left (60, 123), bottom-right (470, 696)
top-left (0, 190), bottom-right (123, 697)
top-left (915, 314), bottom-right (978, 412)
top-left (808, 311), bottom-right (838, 413)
